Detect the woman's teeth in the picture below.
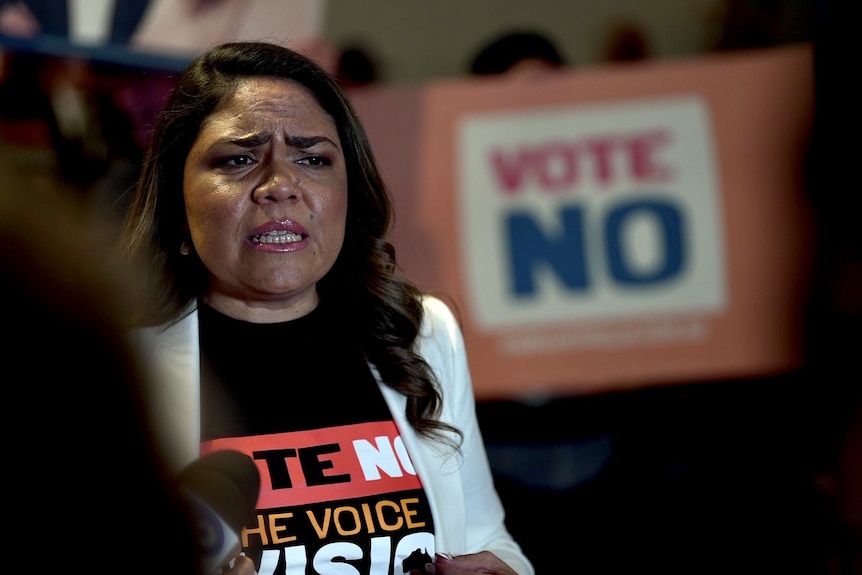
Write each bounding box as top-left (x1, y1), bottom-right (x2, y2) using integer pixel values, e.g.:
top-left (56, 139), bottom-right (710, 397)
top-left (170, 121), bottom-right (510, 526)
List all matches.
top-left (252, 230), bottom-right (302, 244)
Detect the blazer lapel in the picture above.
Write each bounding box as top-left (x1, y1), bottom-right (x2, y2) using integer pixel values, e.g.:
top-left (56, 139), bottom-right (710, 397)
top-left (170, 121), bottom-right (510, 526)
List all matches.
top-left (137, 309), bottom-right (201, 472)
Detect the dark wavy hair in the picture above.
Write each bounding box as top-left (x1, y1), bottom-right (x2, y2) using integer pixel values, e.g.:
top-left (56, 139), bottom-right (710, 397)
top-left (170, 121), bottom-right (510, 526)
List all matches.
top-left (119, 41), bottom-right (460, 446)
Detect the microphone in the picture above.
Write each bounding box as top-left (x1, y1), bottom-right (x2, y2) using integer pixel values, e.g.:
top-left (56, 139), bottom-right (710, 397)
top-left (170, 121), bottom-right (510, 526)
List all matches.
top-left (176, 450), bottom-right (261, 575)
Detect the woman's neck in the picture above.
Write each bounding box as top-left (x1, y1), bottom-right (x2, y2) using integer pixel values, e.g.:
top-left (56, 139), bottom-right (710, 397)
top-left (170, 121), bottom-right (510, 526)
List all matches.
top-left (202, 290), bottom-right (319, 323)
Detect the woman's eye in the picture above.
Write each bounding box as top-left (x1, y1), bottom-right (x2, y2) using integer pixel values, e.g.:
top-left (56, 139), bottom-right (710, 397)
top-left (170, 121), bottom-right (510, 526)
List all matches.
top-left (298, 155), bottom-right (331, 167)
top-left (216, 154), bottom-right (254, 168)
top-left (222, 154), bottom-right (254, 167)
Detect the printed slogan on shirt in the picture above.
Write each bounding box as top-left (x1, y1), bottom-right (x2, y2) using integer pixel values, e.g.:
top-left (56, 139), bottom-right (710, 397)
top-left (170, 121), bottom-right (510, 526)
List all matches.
top-left (201, 421), bottom-right (434, 575)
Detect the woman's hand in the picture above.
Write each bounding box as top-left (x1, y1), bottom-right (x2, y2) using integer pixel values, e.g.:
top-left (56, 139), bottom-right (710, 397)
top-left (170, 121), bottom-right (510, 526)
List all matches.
top-left (424, 551), bottom-right (521, 575)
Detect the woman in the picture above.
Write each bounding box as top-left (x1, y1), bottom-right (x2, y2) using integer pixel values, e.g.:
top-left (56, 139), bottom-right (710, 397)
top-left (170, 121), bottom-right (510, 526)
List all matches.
top-left (120, 42), bottom-right (534, 575)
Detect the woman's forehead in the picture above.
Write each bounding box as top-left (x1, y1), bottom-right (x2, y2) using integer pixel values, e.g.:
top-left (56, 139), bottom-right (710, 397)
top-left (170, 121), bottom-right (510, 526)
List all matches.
top-left (219, 77), bottom-right (317, 112)
top-left (202, 77), bottom-right (337, 136)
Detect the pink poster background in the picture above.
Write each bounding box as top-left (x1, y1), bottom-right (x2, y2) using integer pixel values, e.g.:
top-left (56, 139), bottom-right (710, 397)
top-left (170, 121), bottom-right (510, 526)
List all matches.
top-left (350, 44), bottom-right (815, 400)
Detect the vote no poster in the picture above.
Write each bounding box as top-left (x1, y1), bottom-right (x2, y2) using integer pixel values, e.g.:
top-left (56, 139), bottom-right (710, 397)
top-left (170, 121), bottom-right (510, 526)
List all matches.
top-left (350, 44), bottom-right (815, 400)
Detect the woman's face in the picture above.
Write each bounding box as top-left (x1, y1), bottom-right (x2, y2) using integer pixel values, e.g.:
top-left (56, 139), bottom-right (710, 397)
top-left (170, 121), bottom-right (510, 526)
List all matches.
top-left (183, 77), bottom-right (348, 322)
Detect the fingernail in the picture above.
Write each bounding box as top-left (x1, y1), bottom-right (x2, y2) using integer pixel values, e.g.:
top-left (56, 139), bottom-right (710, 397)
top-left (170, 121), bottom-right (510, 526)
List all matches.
top-left (424, 563), bottom-right (437, 574)
top-left (435, 552), bottom-right (453, 561)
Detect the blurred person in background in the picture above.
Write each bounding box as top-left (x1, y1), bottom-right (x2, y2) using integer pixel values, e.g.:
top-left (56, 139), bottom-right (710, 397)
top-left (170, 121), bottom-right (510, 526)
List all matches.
top-left (467, 29), bottom-right (566, 78)
top-left (334, 42), bottom-right (381, 90)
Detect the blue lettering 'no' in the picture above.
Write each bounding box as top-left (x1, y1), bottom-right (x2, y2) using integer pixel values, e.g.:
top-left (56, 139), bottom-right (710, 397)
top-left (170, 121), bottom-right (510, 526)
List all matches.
top-left (506, 199), bottom-right (685, 296)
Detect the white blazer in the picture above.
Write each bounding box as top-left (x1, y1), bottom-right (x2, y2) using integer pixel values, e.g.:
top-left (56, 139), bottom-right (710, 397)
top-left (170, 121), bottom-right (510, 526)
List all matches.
top-left (135, 295), bottom-right (534, 575)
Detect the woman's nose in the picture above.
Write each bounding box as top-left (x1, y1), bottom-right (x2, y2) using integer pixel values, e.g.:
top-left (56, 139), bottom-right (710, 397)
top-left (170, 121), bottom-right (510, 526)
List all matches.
top-left (253, 170), bottom-right (300, 203)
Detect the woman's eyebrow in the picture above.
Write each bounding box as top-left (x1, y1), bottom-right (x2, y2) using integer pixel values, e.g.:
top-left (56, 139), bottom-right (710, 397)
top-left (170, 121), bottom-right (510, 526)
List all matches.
top-left (224, 133), bottom-right (338, 150)
top-left (287, 135), bottom-right (339, 150)
top-left (228, 133), bottom-right (269, 147)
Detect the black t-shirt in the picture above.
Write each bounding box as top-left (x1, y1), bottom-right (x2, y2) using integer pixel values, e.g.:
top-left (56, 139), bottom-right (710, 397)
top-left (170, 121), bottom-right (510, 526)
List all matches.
top-left (197, 300), bottom-right (436, 575)
top-left (199, 299), bottom-right (389, 439)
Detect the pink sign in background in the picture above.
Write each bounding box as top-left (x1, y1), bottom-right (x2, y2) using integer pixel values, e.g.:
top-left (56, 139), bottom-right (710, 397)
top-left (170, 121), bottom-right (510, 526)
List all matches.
top-left (351, 44), bottom-right (815, 400)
